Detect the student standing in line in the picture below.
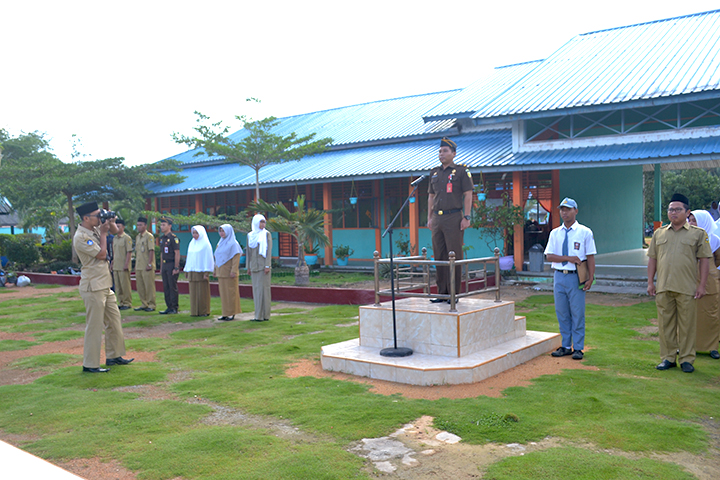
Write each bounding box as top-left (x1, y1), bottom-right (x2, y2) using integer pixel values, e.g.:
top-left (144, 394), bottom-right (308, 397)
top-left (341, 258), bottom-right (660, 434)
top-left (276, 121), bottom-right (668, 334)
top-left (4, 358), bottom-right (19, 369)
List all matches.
top-left (247, 214), bottom-right (272, 322)
top-left (688, 210), bottom-right (720, 360)
top-left (215, 224), bottom-right (243, 321)
top-left (185, 225), bottom-right (214, 317)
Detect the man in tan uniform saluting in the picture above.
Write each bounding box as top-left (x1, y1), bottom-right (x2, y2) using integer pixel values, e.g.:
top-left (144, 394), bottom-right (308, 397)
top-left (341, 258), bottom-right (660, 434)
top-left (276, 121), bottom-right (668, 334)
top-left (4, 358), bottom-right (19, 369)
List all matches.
top-left (73, 201), bottom-right (134, 373)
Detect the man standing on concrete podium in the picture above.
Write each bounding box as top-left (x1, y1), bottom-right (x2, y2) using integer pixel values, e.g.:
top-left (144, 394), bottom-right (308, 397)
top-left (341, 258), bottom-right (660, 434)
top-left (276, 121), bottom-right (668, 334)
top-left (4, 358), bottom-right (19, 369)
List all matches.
top-left (427, 137), bottom-right (474, 303)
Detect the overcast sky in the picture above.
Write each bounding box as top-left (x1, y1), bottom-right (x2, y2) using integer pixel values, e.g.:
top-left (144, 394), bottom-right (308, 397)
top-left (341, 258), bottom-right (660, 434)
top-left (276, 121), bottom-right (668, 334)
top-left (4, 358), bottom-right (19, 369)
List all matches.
top-left (2, 0), bottom-right (719, 166)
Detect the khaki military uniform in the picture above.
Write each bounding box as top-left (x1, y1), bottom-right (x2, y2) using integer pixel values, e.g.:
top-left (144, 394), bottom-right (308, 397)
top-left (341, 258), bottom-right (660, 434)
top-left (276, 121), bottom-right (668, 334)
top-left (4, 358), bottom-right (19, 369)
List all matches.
top-left (648, 223), bottom-right (712, 364)
top-left (428, 163), bottom-right (474, 295)
top-left (134, 231), bottom-right (156, 310)
top-left (246, 231), bottom-right (272, 320)
top-left (73, 225), bottom-right (127, 368)
top-left (111, 232), bottom-right (133, 308)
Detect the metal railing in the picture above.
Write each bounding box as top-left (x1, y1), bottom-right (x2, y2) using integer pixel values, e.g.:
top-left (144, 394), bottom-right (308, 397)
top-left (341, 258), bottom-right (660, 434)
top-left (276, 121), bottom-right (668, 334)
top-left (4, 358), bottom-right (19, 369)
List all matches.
top-left (373, 247), bottom-right (501, 311)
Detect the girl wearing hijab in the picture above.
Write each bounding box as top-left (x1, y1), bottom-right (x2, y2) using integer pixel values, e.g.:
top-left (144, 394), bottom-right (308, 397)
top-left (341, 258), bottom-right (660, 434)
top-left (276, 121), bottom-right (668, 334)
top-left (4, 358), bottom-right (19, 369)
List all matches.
top-left (246, 214), bottom-right (272, 322)
top-left (214, 224), bottom-right (243, 321)
top-left (184, 225), bottom-right (214, 317)
top-left (689, 210), bottom-right (720, 359)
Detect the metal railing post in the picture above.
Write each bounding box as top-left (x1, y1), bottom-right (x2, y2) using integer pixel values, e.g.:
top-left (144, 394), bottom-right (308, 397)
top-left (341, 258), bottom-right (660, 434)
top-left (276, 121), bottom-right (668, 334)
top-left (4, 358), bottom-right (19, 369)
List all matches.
top-left (373, 250), bottom-right (381, 306)
top-left (449, 251), bottom-right (456, 312)
top-left (494, 247), bottom-right (501, 303)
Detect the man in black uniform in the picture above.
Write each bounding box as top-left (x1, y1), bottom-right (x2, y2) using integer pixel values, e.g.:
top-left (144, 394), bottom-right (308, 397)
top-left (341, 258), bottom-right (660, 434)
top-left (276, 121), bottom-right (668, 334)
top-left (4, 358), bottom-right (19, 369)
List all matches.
top-left (159, 217), bottom-right (180, 314)
top-left (427, 137), bottom-right (474, 303)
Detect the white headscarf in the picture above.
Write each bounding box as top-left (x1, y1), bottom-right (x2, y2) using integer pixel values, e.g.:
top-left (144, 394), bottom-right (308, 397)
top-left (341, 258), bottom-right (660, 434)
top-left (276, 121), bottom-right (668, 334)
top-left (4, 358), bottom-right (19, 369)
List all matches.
top-left (691, 210), bottom-right (720, 254)
top-left (214, 224), bottom-right (243, 267)
top-left (247, 214), bottom-right (268, 258)
top-left (184, 225), bottom-right (215, 272)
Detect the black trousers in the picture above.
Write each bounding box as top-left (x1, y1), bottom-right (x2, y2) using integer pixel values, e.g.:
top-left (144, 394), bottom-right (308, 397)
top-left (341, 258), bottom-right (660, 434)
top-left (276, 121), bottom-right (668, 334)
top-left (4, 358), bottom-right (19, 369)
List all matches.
top-left (161, 263), bottom-right (179, 310)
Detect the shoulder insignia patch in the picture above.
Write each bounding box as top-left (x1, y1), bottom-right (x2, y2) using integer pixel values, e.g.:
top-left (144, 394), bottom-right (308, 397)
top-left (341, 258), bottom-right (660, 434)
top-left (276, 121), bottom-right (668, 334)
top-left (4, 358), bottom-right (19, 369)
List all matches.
top-left (87, 240), bottom-right (94, 245)
top-left (175, 238), bottom-right (179, 243)
top-left (467, 170), bottom-right (472, 177)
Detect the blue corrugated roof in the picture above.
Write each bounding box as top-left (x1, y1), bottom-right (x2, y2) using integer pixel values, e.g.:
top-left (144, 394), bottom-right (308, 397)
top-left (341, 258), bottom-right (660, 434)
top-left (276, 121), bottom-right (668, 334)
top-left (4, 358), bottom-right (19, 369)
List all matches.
top-left (169, 90), bottom-right (460, 166)
top-left (422, 60), bottom-right (544, 121)
top-left (473, 10), bottom-right (720, 120)
top-left (504, 135), bottom-right (720, 169)
top-left (153, 130), bottom-right (513, 194)
top-left (152, 130), bottom-right (720, 195)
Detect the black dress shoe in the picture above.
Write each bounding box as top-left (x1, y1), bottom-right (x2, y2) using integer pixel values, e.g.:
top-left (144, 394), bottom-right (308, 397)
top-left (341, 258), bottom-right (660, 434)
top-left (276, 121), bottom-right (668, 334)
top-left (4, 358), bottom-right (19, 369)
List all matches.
top-left (656, 360), bottom-right (677, 370)
top-left (710, 350), bottom-right (720, 359)
top-left (134, 307), bottom-right (146, 311)
top-left (144, 307), bottom-right (155, 312)
top-left (551, 347), bottom-right (573, 357)
top-left (447, 298), bottom-right (459, 304)
top-left (263, 319), bottom-right (270, 322)
top-left (159, 309), bottom-right (171, 314)
top-left (250, 318), bottom-right (264, 322)
top-left (430, 298), bottom-right (445, 303)
top-left (680, 362), bottom-right (694, 373)
top-left (118, 306), bottom-right (131, 310)
top-left (571, 350), bottom-right (584, 360)
top-left (106, 357), bottom-right (134, 366)
top-left (83, 367), bottom-right (110, 373)
top-left (218, 315), bottom-right (235, 321)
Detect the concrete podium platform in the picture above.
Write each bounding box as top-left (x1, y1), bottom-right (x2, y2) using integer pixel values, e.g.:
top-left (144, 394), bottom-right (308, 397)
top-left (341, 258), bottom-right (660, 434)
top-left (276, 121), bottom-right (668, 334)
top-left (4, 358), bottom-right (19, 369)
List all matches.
top-left (321, 297), bottom-right (560, 386)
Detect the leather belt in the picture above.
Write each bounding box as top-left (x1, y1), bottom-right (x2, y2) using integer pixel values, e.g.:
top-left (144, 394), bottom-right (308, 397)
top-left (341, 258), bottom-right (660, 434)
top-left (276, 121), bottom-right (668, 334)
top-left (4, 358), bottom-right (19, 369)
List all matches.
top-left (435, 208), bottom-right (462, 216)
top-left (556, 269), bottom-right (577, 274)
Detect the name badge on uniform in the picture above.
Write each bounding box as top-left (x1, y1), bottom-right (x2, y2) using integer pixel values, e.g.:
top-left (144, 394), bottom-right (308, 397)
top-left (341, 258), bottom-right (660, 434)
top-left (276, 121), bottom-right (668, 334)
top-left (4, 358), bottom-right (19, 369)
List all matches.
top-left (574, 242), bottom-right (580, 250)
top-left (446, 182), bottom-right (453, 193)
top-left (165, 246), bottom-right (169, 254)
top-left (141, 244), bottom-right (145, 252)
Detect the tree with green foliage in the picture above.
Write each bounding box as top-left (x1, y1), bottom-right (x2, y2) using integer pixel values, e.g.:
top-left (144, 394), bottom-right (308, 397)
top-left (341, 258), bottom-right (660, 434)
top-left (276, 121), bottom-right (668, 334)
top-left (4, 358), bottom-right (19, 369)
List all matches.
top-left (470, 191), bottom-right (524, 256)
top-left (249, 195), bottom-right (329, 285)
top-left (0, 129), bottom-right (185, 240)
top-left (173, 109), bottom-right (332, 201)
top-left (644, 169), bottom-right (720, 225)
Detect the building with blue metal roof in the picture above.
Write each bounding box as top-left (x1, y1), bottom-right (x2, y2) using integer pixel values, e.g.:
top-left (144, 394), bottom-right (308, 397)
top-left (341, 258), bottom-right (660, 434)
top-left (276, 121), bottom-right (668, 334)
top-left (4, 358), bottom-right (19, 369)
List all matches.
top-left (148, 9), bottom-right (720, 267)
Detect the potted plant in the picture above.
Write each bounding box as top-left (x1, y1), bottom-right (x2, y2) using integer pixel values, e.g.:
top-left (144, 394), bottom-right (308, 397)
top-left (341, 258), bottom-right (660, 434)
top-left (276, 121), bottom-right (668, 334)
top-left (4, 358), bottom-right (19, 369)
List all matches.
top-left (304, 243), bottom-right (320, 266)
top-left (334, 244), bottom-right (354, 266)
top-left (470, 192), bottom-right (524, 269)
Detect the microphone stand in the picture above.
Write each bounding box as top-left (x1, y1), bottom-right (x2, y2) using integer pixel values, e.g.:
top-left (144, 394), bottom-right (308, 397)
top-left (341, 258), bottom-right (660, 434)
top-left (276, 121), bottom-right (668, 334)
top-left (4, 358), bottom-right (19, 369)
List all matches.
top-left (380, 177), bottom-right (424, 358)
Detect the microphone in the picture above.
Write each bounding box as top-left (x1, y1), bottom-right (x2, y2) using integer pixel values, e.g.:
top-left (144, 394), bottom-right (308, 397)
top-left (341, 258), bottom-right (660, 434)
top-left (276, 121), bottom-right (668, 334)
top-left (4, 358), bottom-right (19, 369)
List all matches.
top-left (410, 175), bottom-right (426, 187)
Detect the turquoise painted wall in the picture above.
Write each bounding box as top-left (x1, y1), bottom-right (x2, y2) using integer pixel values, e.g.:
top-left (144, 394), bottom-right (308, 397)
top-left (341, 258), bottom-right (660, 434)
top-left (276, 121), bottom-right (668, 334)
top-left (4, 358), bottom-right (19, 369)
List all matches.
top-left (559, 165), bottom-right (643, 254)
top-left (333, 229), bottom-right (377, 259)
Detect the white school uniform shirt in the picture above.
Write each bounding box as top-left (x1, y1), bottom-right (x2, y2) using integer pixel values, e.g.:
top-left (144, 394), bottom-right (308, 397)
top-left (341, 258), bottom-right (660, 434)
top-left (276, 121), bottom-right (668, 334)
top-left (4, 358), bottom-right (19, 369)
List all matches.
top-left (544, 221), bottom-right (597, 271)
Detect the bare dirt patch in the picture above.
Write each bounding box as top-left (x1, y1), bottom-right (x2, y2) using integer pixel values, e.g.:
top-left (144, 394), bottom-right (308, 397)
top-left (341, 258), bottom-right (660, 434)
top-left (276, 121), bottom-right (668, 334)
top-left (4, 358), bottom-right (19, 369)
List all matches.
top-left (0, 285), bottom-right (77, 300)
top-left (286, 354), bottom-right (599, 400)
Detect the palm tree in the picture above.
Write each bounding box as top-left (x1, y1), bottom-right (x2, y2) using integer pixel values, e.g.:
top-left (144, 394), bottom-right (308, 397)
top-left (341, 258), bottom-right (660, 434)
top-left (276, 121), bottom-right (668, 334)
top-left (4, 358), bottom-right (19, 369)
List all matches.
top-left (249, 195), bottom-right (329, 285)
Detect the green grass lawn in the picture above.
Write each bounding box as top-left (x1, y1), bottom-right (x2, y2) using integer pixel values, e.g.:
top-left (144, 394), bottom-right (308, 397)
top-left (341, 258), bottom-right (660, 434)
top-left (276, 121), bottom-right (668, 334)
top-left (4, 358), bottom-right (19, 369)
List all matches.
top-left (0, 289), bottom-right (717, 479)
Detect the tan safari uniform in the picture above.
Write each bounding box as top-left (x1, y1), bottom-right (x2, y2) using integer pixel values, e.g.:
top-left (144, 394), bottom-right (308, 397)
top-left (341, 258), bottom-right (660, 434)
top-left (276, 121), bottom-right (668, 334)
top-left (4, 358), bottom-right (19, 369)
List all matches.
top-left (647, 223), bottom-right (712, 365)
top-left (74, 225), bottom-right (127, 368)
top-left (111, 231), bottom-right (133, 308)
top-left (134, 231), bottom-right (156, 310)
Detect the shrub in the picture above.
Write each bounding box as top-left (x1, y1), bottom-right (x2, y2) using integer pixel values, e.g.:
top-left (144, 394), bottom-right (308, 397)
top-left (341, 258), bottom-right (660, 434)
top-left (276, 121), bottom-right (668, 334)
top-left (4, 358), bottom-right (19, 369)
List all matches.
top-left (39, 240), bottom-right (73, 262)
top-left (3, 234), bottom-right (41, 269)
